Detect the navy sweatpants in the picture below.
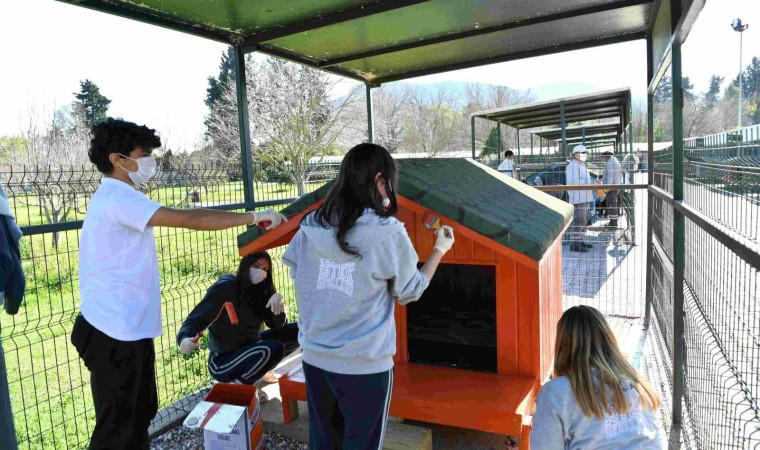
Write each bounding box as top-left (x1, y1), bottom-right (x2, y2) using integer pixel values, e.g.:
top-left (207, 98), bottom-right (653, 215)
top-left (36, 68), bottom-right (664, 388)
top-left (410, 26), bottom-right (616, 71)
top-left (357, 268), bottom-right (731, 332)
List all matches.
top-left (208, 323), bottom-right (299, 384)
top-left (303, 361), bottom-right (393, 450)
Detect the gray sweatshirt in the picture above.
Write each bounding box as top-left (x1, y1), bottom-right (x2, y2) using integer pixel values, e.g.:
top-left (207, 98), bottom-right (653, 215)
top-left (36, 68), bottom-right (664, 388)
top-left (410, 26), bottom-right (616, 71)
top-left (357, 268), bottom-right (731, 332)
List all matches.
top-left (282, 209), bottom-right (430, 375)
top-left (531, 375), bottom-right (665, 450)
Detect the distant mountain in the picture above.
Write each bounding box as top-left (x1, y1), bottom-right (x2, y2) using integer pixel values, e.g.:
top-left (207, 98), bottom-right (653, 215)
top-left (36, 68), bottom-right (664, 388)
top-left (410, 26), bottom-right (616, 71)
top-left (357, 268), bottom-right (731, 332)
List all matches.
top-left (385, 80), bottom-right (645, 108)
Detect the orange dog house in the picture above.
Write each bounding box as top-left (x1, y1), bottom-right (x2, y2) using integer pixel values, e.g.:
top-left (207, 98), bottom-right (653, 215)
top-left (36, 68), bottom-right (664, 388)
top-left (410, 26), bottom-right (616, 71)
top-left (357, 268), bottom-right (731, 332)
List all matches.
top-left (237, 158), bottom-right (572, 446)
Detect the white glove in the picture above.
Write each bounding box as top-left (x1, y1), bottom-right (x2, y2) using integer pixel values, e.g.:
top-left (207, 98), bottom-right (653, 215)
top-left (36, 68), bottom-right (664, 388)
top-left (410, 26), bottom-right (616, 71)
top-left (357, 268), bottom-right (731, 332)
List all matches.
top-left (433, 225), bottom-right (455, 255)
top-left (179, 337), bottom-right (199, 355)
top-left (250, 208), bottom-right (288, 230)
top-left (266, 293), bottom-right (285, 315)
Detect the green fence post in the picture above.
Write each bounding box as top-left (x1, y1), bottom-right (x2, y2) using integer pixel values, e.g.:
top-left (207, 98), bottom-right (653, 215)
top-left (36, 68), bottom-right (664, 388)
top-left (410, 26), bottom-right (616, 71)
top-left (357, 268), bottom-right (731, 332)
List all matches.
top-left (670, 39), bottom-right (686, 450)
top-left (497, 122), bottom-right (502, 157)
top-left (234, 46), bottom-right (255, 209)
top-left (560, 100), bottom-right (567, 156)
top-left (516, 128), bottom-right (521, 163)
top-left (471, 116), bottom-right (476, 159)
top-left (366, 84), bottom-right (374, 143)
top-left (0, 333), bottom-right (17, 450)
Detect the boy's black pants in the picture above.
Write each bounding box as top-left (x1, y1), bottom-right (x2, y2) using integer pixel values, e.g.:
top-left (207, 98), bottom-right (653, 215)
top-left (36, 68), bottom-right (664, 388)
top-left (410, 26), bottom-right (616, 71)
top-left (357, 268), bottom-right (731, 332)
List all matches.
top-left (71, 314), bottom-right (158, 450)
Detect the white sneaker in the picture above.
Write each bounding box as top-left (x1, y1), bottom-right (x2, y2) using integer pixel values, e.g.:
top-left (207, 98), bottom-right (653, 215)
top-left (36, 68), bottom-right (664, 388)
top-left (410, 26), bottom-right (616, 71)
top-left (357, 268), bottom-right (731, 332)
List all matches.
top-left (260, 370), bottom-right (279, 384)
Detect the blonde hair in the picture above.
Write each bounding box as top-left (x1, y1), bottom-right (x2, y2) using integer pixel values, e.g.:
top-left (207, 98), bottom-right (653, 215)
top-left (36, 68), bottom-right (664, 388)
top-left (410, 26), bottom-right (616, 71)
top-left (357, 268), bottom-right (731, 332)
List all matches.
top-left (553, 305), bottom-right (660, 418)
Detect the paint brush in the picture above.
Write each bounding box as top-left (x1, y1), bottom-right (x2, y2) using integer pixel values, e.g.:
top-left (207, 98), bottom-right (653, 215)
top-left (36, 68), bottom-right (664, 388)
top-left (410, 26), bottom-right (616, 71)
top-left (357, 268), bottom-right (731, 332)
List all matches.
top-left (422, 212), bottom-right (452, 238)
top-left (191, 302), bottom-right (239, 343)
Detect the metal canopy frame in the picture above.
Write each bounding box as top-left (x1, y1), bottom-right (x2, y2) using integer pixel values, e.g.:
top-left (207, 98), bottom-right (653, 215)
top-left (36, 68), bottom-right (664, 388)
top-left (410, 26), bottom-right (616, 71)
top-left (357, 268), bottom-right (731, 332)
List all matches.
top-left (534, 124), bottom-right (622, 141)
top-left (54, 0), bottom-right (656, 86)
top-left (20, 3), bottom-right (716, 450)
top-left (470, 88), bottom-right (631, 157)
top-left (472, 88), bottom-right (632, 130)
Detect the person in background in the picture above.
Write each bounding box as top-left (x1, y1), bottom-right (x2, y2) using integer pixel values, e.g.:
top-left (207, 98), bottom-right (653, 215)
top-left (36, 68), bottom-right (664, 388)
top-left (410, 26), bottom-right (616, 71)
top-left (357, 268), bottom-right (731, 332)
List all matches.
top-left (531, 305), bottom-right (664, 449)
top-left (565, 145), bottom-right (594, 253)
top-left (176, 251), bottom-right (299, 399)
top-left (0, 171), bottom-right (23, 450)
top-left (497, 150), bottom-right (516, 178)
top-left (601, 151), bottom-right (624, 228)
top-left (283, 143), bottom-right (455, 449)
top-left (70, 118), bottom-right (287, 450)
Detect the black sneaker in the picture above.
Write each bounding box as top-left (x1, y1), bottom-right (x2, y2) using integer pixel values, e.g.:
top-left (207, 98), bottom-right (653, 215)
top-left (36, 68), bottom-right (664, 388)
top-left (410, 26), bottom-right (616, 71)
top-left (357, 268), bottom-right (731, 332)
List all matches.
top-left (569, 242), bottom-right (589, 253)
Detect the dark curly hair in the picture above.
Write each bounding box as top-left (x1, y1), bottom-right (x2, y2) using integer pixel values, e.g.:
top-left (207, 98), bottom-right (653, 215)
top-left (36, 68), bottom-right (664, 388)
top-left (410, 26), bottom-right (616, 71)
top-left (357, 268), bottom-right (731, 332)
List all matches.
top-left (89, 118), bottom-right (161, 174)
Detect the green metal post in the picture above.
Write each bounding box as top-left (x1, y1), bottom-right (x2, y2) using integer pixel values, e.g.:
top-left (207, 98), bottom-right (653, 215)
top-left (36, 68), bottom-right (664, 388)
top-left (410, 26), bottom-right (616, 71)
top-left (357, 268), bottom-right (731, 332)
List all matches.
top-left (0, 333), bottom-right (17, 450)
top-left (516, 128), bottom-right (521, 162)
top-left (644, 31), bottom-right (656, 327)
top-left (582, 127), bottom-right (586, 145)
top-left (530, 134), bottom-right (533, 158)
top-left (497, 123), bottom-right (502, 157)
top-left (471, 116), bottom-right (476, 158)
top-left (670, 39), bottom-right (686, 450)
top-left (560, 101), bottom-right (567, 156)
top-left (234, 46), bottom-right (255, 209)
top-left (366, 84), bottom-right (374, 143)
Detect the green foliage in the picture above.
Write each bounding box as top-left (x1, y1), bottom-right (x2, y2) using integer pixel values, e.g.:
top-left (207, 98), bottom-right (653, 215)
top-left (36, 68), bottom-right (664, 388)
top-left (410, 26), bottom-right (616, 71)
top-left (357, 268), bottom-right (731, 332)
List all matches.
top-left (74, 79), bottom-right (111, 127)
top-left (481, 127), bottom-right (503, 156)
top-left (654, 76), bottom-right (672, 104)
top-left (705, 75), bottom-right (724, 107)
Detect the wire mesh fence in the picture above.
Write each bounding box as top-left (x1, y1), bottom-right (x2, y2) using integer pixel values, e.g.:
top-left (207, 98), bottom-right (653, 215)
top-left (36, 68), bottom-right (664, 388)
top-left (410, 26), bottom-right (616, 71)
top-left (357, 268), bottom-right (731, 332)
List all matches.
top-left (2, 132), bottom-right (760, 449)
top-left (0, 160), bottom-right (335, 449)
top-left (648, 123), bottom-right (760, 449)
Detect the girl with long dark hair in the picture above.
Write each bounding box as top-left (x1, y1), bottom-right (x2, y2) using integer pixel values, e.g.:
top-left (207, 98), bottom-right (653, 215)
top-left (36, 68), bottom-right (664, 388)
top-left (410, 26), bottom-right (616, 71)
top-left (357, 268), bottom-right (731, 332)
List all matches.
top-left (282, 143), bottom-right (455, 449)
top-left (176, 251), bottom-right (299, 391)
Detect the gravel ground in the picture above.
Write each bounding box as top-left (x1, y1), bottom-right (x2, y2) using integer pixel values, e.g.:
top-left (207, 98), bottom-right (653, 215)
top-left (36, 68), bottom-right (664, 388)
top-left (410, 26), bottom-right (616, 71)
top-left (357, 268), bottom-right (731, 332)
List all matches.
top-left (150, 425), bottom-right (309, 450)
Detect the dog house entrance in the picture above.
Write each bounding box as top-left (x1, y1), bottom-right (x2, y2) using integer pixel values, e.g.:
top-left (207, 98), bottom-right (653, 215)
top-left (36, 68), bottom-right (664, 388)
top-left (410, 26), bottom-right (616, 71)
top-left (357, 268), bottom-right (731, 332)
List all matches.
top-left (407, 263), bottom-right (497, 372)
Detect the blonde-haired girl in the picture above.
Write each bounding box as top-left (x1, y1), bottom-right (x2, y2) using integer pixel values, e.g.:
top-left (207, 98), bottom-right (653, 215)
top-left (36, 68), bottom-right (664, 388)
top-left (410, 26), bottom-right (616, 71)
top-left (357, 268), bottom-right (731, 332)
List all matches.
top-left (531, 305), bottom-right (664, 449)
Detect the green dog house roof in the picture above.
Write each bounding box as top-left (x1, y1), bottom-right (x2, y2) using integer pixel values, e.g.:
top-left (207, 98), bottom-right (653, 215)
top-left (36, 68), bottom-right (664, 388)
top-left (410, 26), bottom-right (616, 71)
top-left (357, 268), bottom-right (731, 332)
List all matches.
top-left (238, 158), bottom-right (573, 261)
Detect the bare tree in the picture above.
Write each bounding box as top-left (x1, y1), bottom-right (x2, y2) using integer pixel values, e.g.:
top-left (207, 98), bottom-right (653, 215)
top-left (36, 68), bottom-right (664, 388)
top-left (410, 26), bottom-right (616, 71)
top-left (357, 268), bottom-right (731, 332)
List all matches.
top-left (463, 83), bottom-right (534, 157)
top-left (405, 86), bottom-right (463, 156)
top-left (372, 85), bottom-right (412, 153)
top-left (209, 57), bottom-right (360, 196)
top-left (4, 105), bottom-right (95, 247)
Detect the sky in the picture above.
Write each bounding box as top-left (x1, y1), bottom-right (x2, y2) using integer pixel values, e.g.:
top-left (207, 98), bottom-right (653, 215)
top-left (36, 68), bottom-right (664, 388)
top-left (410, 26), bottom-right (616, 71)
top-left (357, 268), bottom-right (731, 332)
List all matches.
top-left (1, 0), bottom-right (758, 150)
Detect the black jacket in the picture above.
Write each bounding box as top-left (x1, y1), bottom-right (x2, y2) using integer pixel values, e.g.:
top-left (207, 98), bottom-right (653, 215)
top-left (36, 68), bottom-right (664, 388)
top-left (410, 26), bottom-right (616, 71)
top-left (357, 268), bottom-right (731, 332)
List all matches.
top-left (1, 214), bottom-right (25, 315)
top-left (176, 274), bottom-right (287, 354)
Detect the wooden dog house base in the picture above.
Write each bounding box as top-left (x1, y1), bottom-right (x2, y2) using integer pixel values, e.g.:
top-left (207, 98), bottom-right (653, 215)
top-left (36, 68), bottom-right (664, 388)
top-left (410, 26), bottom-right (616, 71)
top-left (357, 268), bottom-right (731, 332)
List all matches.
top-left (279, 362), bottom-right (536, 449)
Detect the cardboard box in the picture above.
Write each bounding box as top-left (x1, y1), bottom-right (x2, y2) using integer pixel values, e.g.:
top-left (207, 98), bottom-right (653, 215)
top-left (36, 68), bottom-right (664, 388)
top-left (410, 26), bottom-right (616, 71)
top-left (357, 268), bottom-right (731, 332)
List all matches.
top-left (184, 383), bottom-right (264, 450)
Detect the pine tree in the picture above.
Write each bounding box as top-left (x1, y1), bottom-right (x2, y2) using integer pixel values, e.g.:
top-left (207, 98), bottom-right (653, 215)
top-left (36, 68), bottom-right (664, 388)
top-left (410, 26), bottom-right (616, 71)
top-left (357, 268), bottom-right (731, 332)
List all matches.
top-left (705, 75), bottom-right (724, 107)
top-left (654, 76), bottom-right (673, 104)
top-left (204, 48), bottom-right (239, 157)
top-left (482, 127), bottom-right (503, 156)
top-left (74, 79), bottom-right (111, 127)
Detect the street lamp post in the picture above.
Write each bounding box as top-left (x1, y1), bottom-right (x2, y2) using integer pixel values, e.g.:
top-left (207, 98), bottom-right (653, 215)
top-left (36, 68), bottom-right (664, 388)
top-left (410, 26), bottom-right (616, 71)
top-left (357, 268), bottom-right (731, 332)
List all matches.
top-left (732, 18), bottom-right (749, 129)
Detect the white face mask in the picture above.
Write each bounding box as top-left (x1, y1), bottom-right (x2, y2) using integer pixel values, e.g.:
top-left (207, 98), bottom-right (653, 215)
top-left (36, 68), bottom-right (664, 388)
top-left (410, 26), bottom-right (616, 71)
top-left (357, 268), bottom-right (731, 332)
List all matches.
top-left (119, 154), bottom-right (157, 185)
top-left (249, 267), bottom-right (267, 285)
top-left (577, 153), bottom-right (588, 162)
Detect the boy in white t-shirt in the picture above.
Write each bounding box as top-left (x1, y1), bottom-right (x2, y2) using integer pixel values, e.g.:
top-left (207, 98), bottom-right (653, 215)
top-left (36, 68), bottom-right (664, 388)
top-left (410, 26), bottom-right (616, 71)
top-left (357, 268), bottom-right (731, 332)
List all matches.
top-left (71, 118), bottom-right (286, 449)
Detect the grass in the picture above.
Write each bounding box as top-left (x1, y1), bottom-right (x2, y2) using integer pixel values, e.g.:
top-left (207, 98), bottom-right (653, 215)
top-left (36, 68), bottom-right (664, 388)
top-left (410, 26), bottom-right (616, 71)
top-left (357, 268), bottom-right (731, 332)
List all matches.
top-left (1, 180), bottom-right (307, 449)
